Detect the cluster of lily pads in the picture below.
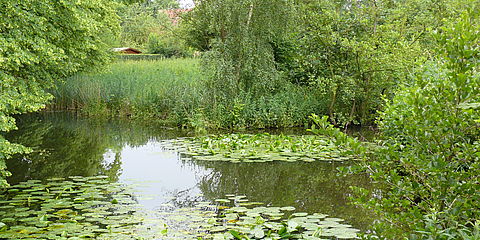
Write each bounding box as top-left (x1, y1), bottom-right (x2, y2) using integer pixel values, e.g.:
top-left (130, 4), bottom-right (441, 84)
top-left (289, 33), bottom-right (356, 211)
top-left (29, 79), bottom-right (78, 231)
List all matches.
top-left (0, 178), bottom-right (360, 239)
top-left (155, 195), bottom-right (360, 239)
top-left (0, 176), bottom-right (166, 239)
top-left (160, 133), bottom-right (356, 163)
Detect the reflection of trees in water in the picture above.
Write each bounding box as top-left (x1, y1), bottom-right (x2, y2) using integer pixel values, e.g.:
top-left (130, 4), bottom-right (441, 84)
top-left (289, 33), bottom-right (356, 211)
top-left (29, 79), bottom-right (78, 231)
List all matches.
top-left (163, 185), bottom-right (205, 209)
top-left (5, 113), bottom-right (189, 184)
top-left (194, 160), bottom-right (375, 230)
top-left (160, 159), bottom-right (212, 209)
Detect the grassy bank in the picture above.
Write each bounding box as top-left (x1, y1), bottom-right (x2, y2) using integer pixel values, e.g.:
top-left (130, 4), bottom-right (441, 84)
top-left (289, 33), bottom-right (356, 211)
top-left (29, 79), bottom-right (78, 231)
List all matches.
top-left (50, 58), bottom-right (325, 129)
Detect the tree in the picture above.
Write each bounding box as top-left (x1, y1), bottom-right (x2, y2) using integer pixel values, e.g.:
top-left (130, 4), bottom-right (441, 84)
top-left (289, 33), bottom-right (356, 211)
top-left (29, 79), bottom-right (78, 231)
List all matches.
top-left (117, 0), bottom-right (180, 47)
top-left (286, 0), bottom-right (474, 126)
top-left (185, 0), bottom-right (297, 98)
top-left (0, 0), bottom-right (119, 188)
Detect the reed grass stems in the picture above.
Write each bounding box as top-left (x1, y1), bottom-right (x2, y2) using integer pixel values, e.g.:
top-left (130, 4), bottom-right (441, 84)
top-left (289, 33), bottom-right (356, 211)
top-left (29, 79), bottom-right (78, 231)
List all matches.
top-left (50, 58), bottom-right (326, 129)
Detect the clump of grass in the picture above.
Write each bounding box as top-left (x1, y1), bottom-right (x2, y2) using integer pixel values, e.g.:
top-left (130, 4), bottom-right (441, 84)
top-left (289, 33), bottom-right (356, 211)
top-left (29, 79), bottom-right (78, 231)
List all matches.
top-left (50, 58), bottom-right (206, 124)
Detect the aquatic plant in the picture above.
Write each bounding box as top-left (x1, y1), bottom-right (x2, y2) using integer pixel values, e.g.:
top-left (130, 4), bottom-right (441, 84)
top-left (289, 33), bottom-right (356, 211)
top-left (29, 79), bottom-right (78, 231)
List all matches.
top-left (0, 176), bottom-right (166, 239)
top-left (0, 177), bottom-right (361, 239)
top-left (50, 58), bottom-right (326, 129)
top-left (156, 194), bottom-right (360, 239)
top-left (49, 58), bottom-right (205, 123)
top-left (159, 133), bottom-right (358, 163)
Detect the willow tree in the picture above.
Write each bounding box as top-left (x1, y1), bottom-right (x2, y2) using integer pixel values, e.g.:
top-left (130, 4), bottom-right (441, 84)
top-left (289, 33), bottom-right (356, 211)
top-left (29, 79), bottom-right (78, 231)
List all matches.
top-left (186, 0), bottom-right (297, 101)
top-left (0, 0), bottom-right (119, 188)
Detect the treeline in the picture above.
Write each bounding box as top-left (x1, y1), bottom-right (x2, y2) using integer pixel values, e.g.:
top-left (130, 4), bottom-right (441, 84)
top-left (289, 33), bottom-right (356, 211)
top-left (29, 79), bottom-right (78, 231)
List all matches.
top-left (181, 0), bottom-right (477, 127)
top-left (115, 0), bottom-right (193, 57)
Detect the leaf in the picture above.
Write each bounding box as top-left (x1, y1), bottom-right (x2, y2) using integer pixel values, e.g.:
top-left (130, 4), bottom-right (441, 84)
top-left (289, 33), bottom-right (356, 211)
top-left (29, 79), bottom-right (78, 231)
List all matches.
top-left (251, 226), bottom-right (265, 239)
top-left (0, 222), bottom-right (6, 231)
top-left (287, 220), bottom-right (299, 232)
top-left (229, 230), bottom-right (244, 239)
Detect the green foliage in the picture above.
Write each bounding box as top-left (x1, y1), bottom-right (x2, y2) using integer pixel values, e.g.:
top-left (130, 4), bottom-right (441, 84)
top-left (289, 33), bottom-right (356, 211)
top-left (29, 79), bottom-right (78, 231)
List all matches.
top-left (116, 0), bottom-right (190, 57)
top-left (0, 0), bottom-right (119, 188)
top-left (147, 33), bottom-right (192, 57)
top-left (51, 58), bottom-right (327, 129)
top-left (203, 86), bottom-right (325, 129)
top-left (184, 0), bottom-right (478, 128)
top-left (288, 0), bottom-right (477, 126)
top-left (346, 11), bottom-right (480, 239)
top-left (185, 0), bottom-right (297, 103)
top-left (307, 115), bottom-right (367, 156)
top-left (117, 2), bottom-right (173, 47)
top-left (50, 59), bottom-right (205, 123)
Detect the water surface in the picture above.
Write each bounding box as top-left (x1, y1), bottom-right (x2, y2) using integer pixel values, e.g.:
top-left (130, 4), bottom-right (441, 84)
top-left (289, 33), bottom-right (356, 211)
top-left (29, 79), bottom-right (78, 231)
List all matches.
top-left (6, 113), bottom-right (375, 230)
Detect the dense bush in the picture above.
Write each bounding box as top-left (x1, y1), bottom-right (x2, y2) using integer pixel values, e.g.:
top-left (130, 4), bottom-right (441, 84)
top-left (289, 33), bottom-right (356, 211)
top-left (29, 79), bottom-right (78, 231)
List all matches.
top-left (183, 0), bottom-right (477, 127)
top-left (0, 0), bottom-right (119, 188)
top-left (349, 11), bottom-right (479, 239)
top-left (147, 33), bottom-right (192, 57)
top-left (309, 8), bottom-right (479, 239)
top-left (290, 0), bottom-right (479, 126)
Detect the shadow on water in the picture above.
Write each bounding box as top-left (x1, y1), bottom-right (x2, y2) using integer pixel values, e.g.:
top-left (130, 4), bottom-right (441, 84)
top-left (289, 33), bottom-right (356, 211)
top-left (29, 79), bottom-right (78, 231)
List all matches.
top-left (5, 112), bottom-right (376, 230)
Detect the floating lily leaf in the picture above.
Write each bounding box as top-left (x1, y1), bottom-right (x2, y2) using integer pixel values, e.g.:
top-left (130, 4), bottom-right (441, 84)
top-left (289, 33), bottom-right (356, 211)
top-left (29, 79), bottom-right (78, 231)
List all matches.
top-left (157, 134), bottom-right (358, 164)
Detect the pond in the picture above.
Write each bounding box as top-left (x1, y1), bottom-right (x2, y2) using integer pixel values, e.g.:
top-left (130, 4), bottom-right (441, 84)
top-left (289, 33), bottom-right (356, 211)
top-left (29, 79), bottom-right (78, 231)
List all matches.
top-left (1, 113), bottom-right (375, 239)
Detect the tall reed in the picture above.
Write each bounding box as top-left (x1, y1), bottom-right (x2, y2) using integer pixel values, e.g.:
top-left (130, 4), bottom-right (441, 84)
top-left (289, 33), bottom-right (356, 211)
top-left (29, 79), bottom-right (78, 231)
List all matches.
top-left (51, 58), bottom-right (327, 129)
top-left (50, 58), bottom-right (206, 124)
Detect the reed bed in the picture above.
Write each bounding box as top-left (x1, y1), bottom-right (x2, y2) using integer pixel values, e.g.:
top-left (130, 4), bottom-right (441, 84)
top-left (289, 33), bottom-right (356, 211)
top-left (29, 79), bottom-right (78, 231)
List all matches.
top-left (50, 58), bottom-right (206, 124)
top-left (50, 58), bottom-right (325, 129)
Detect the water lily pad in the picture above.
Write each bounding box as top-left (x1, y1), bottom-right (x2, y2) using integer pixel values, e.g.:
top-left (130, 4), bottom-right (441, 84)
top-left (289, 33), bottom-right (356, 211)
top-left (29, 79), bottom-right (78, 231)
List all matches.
top-left (159, 133), bottom-right (357, 164)
top-left (292, 212), bottom-right (309, 217)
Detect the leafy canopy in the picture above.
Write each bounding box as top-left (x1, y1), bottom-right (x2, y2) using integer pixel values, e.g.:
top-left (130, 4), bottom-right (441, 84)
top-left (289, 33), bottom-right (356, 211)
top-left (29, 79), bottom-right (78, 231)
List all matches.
top-left (0, 0), bottom-right (120, 188)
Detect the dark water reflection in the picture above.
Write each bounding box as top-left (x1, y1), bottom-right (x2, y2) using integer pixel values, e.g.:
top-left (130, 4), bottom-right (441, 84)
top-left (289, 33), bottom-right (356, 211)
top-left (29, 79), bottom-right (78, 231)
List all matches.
top-left (6, 112), bottom-right (375, 230)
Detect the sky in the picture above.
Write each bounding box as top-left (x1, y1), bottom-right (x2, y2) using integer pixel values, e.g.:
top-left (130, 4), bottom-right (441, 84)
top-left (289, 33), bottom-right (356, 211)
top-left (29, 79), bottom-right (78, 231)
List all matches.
top-left (179, 0), bottom-right (194, 8)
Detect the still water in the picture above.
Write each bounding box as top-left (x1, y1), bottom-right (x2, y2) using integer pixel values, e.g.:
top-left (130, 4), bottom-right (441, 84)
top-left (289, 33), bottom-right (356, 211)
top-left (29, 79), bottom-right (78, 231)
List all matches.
top-left (5, 113), bottom-right (374, 230)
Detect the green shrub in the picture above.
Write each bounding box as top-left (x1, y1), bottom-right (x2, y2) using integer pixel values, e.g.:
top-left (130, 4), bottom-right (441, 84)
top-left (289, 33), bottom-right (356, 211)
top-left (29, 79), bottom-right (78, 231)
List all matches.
top-left (352, 11), bottom-right (480, 239)
top-left (288, 0), bottom-right (479, 126)
top-left (147, 33), bottom-right (192, 57)
top-left (308, 9), bottom-right (479, 239)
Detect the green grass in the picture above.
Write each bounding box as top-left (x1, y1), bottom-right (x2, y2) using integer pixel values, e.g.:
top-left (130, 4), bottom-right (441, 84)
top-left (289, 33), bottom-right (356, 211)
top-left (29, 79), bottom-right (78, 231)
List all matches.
top-left (50, 58), bottom-right (206, 124)
top-left (50, 58), bottom-right (326, 129)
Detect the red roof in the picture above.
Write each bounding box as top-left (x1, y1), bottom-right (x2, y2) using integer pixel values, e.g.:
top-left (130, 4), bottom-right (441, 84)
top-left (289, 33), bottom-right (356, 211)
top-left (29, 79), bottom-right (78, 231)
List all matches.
top-left (163, 9), bottom-right (191, 25)
top-left (112, 48), bottom-right (142, 54)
